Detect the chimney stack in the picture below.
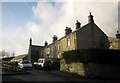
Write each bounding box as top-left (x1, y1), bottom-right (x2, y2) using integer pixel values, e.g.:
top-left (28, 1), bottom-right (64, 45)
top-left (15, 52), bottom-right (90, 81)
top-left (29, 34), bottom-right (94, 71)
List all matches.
top-left (44, 41), bottom-right (48, 46)
top-left (29, 38), bottom-right (32, 46)
top-left (75, 20), bottom-right (81, 29)
top-left (88, 12), bottom-right (94, 23)
top-left (65, 27), bottom-right (72, 35)
top-left (116, 31), bottom-right (120, 39)
top-left (53, 35), bottom-right (58, 42)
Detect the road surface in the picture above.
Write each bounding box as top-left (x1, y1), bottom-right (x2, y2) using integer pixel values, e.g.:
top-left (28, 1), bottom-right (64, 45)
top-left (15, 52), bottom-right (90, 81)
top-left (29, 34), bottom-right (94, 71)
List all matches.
top-left (2, 68), bottom-right (120, 83)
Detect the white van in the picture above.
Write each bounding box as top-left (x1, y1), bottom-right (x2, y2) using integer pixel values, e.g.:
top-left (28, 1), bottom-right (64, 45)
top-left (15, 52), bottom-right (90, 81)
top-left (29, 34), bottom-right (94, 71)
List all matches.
top-left (33, 58), bottom-right (51, 70)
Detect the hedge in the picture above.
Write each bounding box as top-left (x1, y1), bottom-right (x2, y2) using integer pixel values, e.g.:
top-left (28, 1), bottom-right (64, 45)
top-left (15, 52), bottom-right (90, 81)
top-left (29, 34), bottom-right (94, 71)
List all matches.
top-left (62, 49), bottom-right (120, 63)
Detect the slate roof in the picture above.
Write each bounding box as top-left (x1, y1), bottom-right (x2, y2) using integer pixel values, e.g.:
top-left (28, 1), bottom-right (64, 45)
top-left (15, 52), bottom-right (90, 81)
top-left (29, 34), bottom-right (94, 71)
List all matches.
top-left (10, 54), bottom-right (28, 62)
top-left (30, 45), bottom-right (44, 50)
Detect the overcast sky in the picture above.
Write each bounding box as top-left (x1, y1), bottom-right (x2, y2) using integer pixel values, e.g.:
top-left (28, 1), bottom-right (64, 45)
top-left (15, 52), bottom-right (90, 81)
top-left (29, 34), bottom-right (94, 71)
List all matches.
top-left (0, 0), bottom-right (119, 56)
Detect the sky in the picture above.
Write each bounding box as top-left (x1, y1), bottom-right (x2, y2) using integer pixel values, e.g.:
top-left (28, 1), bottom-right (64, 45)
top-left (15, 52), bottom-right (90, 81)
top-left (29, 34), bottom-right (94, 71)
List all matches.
top-left (118, 1), bottom-right (120, 33)
top-left (0, 0), bottom-right (120, 56)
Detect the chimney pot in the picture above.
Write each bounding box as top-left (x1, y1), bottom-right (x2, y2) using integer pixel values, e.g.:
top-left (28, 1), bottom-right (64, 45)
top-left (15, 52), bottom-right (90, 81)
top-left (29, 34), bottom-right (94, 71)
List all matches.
top-left (65, 27), bottom-right (72, 35)
top-left (88, 12), bottom-right (94, 23)
top-left (44, 41), bottom-right (48, 46)
top-left (75, 20), bottom-right (81, 29)
top-left (30, 38), bottom-right (32, 46)
top-left (53, 35), bottom-right (58, 42)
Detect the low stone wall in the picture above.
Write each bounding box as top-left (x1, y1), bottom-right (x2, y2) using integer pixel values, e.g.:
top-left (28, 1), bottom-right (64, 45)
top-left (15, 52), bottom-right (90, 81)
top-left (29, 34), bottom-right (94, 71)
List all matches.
top-left (60, 60), bottom-right (120, 79)
top-left (60, 60), bottom-right (85, 76)
top-left (84, 63), bottom-right (120, 79)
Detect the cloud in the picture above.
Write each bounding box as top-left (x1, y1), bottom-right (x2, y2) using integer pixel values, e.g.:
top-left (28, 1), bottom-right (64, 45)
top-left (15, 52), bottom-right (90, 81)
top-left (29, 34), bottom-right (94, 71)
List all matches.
top-left (2, 1), bottom-right (119, 56)
top-left (0, 2), bottom-right (2, 51)
top-left (32, 2), bottom-right (118, 39)
top-left (2, 26), bottom-right (29, 56)
top-left (118, 1), bottom-right (120, 32)
top-left (26, 21), bottom-right (52, 45)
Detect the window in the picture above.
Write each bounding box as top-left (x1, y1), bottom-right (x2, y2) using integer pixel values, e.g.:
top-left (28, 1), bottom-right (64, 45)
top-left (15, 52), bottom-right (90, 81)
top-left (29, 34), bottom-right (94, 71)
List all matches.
top-left (57, 44), bottom-right (60, 50)
top-left (58, 54), bottom-right (60, 59)
top-left (50, 47), bottom-right (53, 53)
top-left (47, 48), bottom-right (50, 54)
top-left (38, 59), bottom-right (43, 63)
top-left (67, 37), bottom-right (70, 46)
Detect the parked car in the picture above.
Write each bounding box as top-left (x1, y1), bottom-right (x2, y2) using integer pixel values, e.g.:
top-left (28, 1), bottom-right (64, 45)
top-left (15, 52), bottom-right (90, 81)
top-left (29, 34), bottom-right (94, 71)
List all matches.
top-left (33, 58), bottom-right (51, 70)
top-left (18, 60), bottom-right (32, 70)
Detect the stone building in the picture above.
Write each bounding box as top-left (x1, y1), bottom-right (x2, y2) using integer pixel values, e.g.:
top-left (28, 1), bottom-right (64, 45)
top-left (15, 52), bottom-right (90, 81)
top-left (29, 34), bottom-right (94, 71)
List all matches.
top-left (27, 13), bottom-right (120, 78)
top-left (27, 38), bottom-right (45, 63)
top-left (109, 31), bottom-right (120, 50)
top-left (43, 13), bottom-right (109, 59)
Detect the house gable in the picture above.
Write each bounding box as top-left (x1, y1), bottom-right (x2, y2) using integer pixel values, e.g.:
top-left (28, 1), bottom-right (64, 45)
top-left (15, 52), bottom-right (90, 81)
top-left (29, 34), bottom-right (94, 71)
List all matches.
top-left (76, 22), bottom-right (109, 49)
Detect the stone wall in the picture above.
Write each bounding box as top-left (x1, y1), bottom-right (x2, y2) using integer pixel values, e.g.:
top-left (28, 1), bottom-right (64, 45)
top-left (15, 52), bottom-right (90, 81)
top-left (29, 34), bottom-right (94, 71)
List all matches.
top-left (84, 63), bottom-right (120, 79)
top-left (60, 60), bottom-right (85, 76)
top-left (60, 60), bottom-right (120, 79)
top-left (109, 37), bottom-right (120, 50)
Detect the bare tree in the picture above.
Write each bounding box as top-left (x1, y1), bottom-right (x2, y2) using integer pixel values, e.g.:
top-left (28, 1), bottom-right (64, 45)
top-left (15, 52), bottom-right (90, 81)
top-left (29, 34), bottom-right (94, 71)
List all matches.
top-left (0, 50), bottom-right (10, 58)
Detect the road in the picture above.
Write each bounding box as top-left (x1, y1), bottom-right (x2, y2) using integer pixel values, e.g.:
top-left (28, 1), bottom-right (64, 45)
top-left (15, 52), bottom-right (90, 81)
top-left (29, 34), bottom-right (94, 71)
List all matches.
top-left (2, 69), bottom-right (85, 81)
top-left (1, 68), bottom-right (120, 83)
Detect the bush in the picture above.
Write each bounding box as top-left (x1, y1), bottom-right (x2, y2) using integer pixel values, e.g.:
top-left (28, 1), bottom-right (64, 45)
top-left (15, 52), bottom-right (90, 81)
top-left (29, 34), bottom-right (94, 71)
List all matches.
top-left (50, 58), bottom-right (60, 70)
top-left (62, 49), bottom-right (120, 63)
top-left (62, 50), bottom-right (80, 62)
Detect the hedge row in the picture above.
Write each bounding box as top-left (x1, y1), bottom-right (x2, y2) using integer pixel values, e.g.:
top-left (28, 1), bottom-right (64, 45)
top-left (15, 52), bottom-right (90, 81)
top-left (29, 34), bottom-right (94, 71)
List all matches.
top-left (62, 49), bottom-right (120, 63)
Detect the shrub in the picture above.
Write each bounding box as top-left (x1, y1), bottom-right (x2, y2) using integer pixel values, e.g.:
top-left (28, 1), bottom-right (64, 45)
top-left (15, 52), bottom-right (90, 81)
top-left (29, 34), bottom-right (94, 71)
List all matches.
top-left (62, 49), bottom-right (120, 63)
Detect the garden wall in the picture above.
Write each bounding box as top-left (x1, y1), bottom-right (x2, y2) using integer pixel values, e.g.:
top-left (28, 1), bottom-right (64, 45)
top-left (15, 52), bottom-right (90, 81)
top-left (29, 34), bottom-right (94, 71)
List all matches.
top-left (60, 60), bottom-right (120, 79)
